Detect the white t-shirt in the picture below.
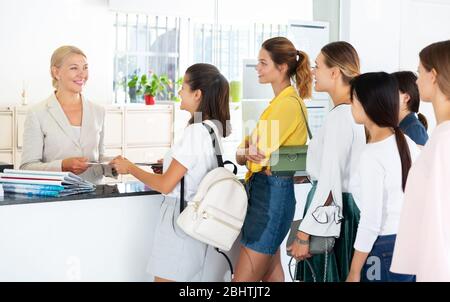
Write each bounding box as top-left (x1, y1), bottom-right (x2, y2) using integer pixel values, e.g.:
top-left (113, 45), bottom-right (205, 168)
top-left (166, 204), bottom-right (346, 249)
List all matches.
top-left (353, 134), bottom-right (420, 253)
top-left (163, 120), bottom-right (223, 202)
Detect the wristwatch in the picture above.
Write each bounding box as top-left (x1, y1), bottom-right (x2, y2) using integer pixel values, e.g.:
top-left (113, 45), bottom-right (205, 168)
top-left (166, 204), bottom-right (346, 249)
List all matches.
top-left (295, 238), bottom-right (310, 245)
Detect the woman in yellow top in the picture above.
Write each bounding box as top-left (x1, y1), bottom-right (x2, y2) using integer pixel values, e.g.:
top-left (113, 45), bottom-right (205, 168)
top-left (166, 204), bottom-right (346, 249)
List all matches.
top-left (233, 37), bottom-right (312, 281)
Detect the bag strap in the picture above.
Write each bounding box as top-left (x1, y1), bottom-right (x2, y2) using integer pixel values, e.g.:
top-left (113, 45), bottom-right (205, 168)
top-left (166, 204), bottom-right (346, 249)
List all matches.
top-left (202, 123), bottom-right (224, 167)
top-left (203, 122), bottom-right (238, 175)
top-left (299, 102), bottom-right (313, 140)
top-left (179, 122), bottom-right (239, 213)
top-left (180, 177), bottom-right (185, 213)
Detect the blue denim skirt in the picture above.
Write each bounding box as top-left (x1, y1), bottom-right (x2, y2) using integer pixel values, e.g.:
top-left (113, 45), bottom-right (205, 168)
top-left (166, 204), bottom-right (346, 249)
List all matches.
top-left (240, 173), bottom-right (296, 255)
top-left (361, 234), bottom-right (416, 282)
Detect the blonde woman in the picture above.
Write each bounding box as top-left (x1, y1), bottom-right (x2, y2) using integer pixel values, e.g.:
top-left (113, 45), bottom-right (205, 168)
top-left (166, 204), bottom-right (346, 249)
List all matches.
top-left (391, 40), bottom-right (450, 281)
top-left (288, 42), bottom-right (366, 282)
top-left (21, 46), bottom-right (110, 184)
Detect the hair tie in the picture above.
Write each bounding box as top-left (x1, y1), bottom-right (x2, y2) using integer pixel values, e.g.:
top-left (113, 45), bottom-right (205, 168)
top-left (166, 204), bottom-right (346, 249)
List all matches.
top-left (296, 50), bottom-right (302, 62)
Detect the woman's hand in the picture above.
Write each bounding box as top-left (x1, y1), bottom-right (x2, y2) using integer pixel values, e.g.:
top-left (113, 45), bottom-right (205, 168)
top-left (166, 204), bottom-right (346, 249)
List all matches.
top-left (286, 231), bottom-right (312, 261)
top-left (110, 156), bottom-right (134, 175)
top-left (246, 142), bottom-right (266, 164)
top-left (236, 137), bottom-right (266, 165)
top-left (62, 157), bottom-right (88, 175)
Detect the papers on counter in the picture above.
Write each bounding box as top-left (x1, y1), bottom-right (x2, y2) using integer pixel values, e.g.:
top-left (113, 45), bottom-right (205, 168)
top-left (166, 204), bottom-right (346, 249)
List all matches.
top-left (0, 169), bottom-right (95, 197)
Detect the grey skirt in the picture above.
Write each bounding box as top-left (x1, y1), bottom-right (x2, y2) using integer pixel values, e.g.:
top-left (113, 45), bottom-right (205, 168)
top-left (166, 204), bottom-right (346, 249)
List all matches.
top-left (147, 196), bottom-right (209, 282)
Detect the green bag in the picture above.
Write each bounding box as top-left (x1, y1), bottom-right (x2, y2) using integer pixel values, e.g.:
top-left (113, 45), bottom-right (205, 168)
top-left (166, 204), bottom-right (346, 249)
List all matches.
top-left (269, 101), bottom-right (312, 175)
top-left (269, 145), bottom-right (308, 172)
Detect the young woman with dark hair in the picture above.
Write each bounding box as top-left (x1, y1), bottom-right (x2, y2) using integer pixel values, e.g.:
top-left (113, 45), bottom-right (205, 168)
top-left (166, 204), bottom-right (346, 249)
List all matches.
top-left (392, 40), bottom-right (450, 281)
top-left (392, 71), bottom-right (429, 145)
top-left (234, 37), bottom-right (311, 281)
top-left (111, 63), bottom-right (230, 282)
top-left (346, 72), bottom-right (420, 282)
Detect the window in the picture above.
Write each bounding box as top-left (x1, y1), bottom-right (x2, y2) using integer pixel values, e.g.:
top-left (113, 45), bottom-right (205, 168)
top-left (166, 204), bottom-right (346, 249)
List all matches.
top-left (193, 23), bottom-right (288, 81)
top-left (113, 13), bottom-right (180, 103)
top-left (111, 0), bottom-right (313, 103)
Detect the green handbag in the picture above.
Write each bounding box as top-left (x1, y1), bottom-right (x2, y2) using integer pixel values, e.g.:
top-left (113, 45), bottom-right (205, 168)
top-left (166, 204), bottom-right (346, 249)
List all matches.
top-left (269, 145), bottom-right (308, 172)
top-left (269, 101), bottom-right (312, 174)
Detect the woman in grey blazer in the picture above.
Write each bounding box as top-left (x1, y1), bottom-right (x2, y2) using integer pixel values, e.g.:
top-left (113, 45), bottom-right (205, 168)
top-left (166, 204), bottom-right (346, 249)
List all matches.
top-left (20, 46), bottom-right (112, 184)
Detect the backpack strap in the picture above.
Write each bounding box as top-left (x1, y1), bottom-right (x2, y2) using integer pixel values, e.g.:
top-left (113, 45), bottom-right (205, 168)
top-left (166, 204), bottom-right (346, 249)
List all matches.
top-left (180, 122), bottom-right (238, 213)
top-left (202, 122), bottom-right (224, 167)
top-left (203, 122), bottom-right (238, 175)
top-left (180, 177), bottom-right (185, 213)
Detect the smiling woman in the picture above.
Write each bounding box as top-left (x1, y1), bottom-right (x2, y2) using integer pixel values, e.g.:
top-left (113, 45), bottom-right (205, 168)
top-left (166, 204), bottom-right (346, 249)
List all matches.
top-left (20, 46), bottom-right (115, 184)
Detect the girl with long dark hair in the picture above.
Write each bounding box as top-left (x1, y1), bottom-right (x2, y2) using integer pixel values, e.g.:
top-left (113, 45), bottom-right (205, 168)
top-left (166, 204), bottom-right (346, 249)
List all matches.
top-left (346, 72), bottom-right (420, 282)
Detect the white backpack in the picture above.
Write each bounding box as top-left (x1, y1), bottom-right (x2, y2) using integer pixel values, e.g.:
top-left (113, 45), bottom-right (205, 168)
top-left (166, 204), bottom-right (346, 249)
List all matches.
top-left (176, 123), bottom-right (248, 252)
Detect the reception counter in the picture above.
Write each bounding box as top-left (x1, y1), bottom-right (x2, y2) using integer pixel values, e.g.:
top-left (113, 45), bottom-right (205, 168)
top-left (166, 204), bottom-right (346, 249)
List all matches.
top-left (0, 182), bottom-right (239, 282)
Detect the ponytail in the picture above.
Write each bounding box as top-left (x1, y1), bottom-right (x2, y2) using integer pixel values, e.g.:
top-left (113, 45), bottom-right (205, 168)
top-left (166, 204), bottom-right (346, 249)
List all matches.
top-left (295, 50), bottom-right (313, 100)
top-left (417, 112), bottom-right (428, 130)
top-left (393, 127), bottom-right (412, 191)
top-left (351, 72), bottom-right (413, 192)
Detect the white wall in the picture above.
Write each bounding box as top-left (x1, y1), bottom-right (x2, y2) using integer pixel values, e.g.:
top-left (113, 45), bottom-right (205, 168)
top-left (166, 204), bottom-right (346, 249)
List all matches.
top-left (341, 0), bottom-right (450, 132)
top-left (341, 0), bottom-right (402, 73)
top-left (0, 0), bottom-right (113, 106)
top-left (217, 0), bottom-right (313, 24)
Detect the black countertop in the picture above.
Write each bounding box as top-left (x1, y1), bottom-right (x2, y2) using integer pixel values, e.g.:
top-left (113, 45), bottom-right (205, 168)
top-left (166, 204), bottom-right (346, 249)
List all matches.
top-left (0, 175), bottom-right (310, 207)
top-left (0, 182), bottom-right (160, 207)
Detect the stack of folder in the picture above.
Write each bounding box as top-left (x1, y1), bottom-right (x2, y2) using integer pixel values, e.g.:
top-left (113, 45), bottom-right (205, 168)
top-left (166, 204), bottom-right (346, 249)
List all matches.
top-left (0, 169), bottom-right (95, 197)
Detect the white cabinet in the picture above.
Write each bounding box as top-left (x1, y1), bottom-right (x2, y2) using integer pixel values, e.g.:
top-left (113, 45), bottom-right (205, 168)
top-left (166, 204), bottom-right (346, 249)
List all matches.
top-left (125, 106), bottom-right (173, 147)
top-left (0, 108), bottom-right (14, 166)
top-left (104, 108), bottom-right (123, 147)
top-left (0, 151), bottom-right (13, 165)
top-left (0, 110), bottom-right (13, 150)
top-left (14, 151), bottom-right (22, 169)
top-left (124, 147), bottom-right (169, 163)
top-left (104, 148), bottom-right (122, 159)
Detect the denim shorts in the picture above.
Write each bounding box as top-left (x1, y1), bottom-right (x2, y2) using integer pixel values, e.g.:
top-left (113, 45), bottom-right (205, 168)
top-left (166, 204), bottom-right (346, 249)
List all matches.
top-left (361, 234), bottom-right (416, 282)
top-left (240, 173), bottom-right (296, 255)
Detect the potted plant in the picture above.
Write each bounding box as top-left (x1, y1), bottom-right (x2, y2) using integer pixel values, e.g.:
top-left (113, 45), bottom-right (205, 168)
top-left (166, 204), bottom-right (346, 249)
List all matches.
top-left (128, 73), bottom-right (182, 104)
top-left (128, 73), bottom-right (179, 105)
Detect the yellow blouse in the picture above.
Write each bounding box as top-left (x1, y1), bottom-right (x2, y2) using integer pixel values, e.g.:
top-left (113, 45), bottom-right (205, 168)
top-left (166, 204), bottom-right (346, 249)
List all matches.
top-left (241, 86), bottom-right (308, 181)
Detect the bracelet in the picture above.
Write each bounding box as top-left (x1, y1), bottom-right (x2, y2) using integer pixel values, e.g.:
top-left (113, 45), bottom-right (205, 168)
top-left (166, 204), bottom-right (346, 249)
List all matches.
top-left (295, 238), bottom-right (310, 245)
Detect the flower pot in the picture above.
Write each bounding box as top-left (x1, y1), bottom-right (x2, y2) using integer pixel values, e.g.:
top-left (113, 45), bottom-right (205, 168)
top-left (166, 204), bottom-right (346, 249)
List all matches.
top-left (144, 95), bottom-right (155, 105)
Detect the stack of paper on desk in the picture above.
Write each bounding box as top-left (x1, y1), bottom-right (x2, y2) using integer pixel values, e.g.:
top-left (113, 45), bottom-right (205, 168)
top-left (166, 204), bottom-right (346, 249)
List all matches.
top-left (0, 169), bottom-right (95, 197)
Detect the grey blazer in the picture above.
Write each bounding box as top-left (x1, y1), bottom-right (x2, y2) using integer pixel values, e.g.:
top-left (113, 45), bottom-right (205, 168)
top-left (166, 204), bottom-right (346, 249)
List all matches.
top-left (20, 93), bottom-right (108, 184)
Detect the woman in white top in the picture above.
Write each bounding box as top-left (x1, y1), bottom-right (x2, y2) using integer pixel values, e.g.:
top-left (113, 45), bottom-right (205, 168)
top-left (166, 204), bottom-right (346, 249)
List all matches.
top-left (288, 42), bottom-right (366, 282)
top-left (21, 46), bottom-right (110, 184)
top-left (391, 40), bottom-right (450, 281)
top-left (346, 72), bottom-right (420, 282)
top-left (111, 64), bottom-right (231, 282)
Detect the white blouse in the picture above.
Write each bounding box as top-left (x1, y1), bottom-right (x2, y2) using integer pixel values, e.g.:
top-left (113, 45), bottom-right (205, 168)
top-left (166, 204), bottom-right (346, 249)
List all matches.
top-left (72, 126), bottom-right (81, 142)
top-left (353, 135), bottom-right (420, 253)
top-left (299, 104), bottom-right (366, 237)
